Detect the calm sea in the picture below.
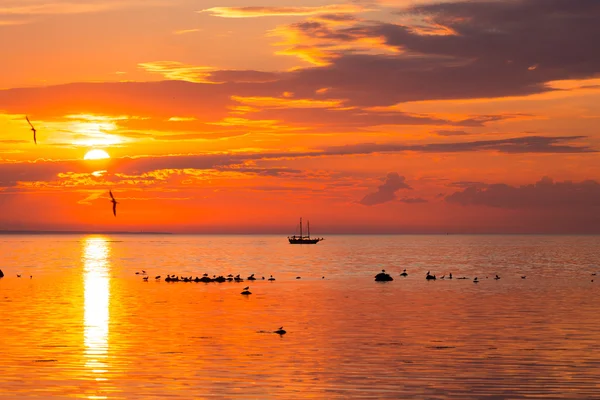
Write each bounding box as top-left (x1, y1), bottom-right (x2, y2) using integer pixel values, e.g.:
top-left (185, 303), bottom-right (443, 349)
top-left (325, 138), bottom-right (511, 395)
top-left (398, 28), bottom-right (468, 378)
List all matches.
top-left (0, 234), bottom-right (599, 399)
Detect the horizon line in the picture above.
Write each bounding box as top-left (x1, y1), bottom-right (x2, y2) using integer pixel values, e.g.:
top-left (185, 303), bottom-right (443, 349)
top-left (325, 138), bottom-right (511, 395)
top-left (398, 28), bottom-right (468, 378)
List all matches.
top-left (0, 230), bottom-right (599, 236)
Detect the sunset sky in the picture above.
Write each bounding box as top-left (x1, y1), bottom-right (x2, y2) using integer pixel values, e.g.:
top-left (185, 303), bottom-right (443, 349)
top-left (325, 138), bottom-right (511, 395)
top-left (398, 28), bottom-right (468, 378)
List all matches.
top-left (0, 0), bottom-right (599, 233)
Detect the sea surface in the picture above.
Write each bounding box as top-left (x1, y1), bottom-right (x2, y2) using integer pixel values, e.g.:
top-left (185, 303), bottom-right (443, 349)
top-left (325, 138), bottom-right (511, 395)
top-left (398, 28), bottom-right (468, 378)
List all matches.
top-left (0, 234), bottom-right (599, 399)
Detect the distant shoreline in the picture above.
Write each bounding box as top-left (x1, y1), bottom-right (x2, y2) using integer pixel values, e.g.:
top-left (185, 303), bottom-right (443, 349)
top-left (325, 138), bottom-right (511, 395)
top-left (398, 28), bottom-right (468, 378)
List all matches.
top-left (0, 231), bottom-right (172, 235)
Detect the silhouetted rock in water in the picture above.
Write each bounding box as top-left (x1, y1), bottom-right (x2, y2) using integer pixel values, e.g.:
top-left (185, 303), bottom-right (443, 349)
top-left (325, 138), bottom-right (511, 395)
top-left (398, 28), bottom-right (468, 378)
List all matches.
top-left (274, 327), bottom-right (286, 335)
top-left (214, 276), bottom-right (226, 283)
top-left (199, 276), bottom-right (212, 283)
top-left (375, 270), bottom-right (393, 282)
top-left (0, 269), bottom-right (3, 278)
top-left (296, 276), bottom-right (301, 279)
top-left (241, 289), bottom-right (251, 295)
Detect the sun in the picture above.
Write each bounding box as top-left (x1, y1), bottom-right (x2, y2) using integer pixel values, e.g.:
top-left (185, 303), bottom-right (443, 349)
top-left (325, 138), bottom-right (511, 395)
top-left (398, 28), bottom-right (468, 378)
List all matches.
top-left (84, 149), bottom-right (110, 160)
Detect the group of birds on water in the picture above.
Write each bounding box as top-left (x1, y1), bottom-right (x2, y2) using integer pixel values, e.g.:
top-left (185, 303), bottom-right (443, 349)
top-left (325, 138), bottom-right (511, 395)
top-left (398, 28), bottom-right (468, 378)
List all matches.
top-left (136, 271), bottom-right (278, 284)
top-left (375, 269), bottom-right (510, 282)
top-left (135, 270), bottom-right (286, 334)
top-left (375, 269), bottom-right (597, 283)
top-left (22, 116), bottom-right (120, 216)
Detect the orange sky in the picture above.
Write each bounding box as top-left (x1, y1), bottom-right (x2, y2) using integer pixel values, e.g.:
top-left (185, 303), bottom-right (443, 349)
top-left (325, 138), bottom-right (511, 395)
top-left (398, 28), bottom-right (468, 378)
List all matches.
top-left (0, 0), bottom-right (599, 233)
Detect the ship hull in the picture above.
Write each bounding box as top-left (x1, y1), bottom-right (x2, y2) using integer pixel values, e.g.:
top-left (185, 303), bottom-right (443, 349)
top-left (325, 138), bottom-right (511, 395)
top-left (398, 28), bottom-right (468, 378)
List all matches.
top-left (288, 238), bottom-right (322, 244)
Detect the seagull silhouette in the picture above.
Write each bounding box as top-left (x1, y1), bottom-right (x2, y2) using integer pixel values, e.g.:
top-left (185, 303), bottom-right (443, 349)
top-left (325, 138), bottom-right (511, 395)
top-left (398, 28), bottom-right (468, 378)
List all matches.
top-left (26, 116), bottom-right (37, 144)
top-left (109, 190), bottom-right (118, 217)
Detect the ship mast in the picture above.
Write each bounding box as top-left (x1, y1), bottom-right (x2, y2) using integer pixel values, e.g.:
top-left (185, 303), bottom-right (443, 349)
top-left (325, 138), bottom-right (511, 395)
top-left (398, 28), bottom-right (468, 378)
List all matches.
top-left (300, 217), bottom-right (302, 238)
top-left (307, 220), bottom-right (310, 238)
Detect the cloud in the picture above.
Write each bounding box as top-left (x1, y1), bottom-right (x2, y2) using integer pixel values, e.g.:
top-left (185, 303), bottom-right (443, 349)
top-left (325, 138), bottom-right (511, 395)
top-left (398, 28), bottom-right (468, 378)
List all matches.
top-left (325, 136), bottom-right (596, 154)
top-left (399, 197), bottom-right (428, 204)
top-left (199, 4), bottom-right (367, 18)
top-left (173, 28), bottom-right (201, 35)
top-left (0, 81), bottom-right (511, 135)
top-left (138, 61), bottom-right (216, 83)
top-left (360, 172), bottom-right (411, 205)
top-left (446, 177), bottom-right (600, 209)
top-left (270, 0), bottom-right (600, 105)
top-left (433, 130), bottom-right (472, 136)
top-left (0, 1), bottom-right (166, 16)
top-left (0, 134), bottom-right (594, 190)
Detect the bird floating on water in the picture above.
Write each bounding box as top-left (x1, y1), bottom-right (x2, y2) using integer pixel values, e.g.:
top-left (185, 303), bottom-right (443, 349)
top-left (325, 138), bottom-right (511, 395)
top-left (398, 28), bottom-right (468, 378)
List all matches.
top-left (109, 190), bottom-right (118, 217)
top-left (400, 269), bottom-right (408, 277)
top-left (241, 286), bottom-right (251, 295)
top-left (26, 116), bottom-right (37, 144)
top-left (274, 327), bottom-right (286, 335)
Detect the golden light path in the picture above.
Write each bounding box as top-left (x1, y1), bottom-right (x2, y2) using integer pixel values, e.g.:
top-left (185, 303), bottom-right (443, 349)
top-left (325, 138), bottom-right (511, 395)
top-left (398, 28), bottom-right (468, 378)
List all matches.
top-left (83, 236), bottom-right (110, 387)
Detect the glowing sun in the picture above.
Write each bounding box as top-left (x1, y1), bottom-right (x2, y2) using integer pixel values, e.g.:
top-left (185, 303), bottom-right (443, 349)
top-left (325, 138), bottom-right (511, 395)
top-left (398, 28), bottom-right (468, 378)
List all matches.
top-left (84, 149), bottom-right (110, 160)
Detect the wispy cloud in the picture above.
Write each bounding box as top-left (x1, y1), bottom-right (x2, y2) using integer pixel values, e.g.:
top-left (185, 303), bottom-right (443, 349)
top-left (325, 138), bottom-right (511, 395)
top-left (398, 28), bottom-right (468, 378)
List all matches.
top-left (173, 28), bottom-right (201, 35)
top-left (231, 95), bottom-right (345, 109)
top-left (138, 61), bottom-right (215, 83)
top-left (199, 4), bottom-right (368, 18)
top-left (0, 1), bottom-right (167, 16)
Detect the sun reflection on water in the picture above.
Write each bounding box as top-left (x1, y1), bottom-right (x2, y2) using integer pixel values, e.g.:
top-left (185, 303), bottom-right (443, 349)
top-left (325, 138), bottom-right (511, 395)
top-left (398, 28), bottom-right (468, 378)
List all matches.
top-left (83, 236), bottom-right (110, 380)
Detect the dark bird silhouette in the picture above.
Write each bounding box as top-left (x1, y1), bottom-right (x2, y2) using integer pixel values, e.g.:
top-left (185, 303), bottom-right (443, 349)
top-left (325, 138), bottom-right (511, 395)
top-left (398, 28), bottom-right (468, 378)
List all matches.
top-left (521, 276), bottom-right (526, 279)
top-left (16, 274), bottom-right (21, 278)
top-left (274, 327), bottom-right (286, 335)
top-left (241, 286), bottom-right (251, 295)
top-left (109, 190), bottom-right (118, 217)
top-left (425, 271), bottom-right (436, 281)
top-left (243, 286), bottom-right (249, 290)
top-left (473, 277), bottom-right (479, 283)
top-left (26, 116), bottom-right (37, 144)
top-left (400, 269), bottom-right (408, 277)
top-left (155, 275), bottom-right (161, 279)
top-left (268, 275), bottom-right (276, 281)
top-left (143, 276), bottom-right (149, 281)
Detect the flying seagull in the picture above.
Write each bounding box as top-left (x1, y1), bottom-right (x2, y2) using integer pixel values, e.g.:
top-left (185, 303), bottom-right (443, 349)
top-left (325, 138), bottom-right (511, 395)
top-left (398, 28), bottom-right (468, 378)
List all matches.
top-left (26, 116), bottom-right (37, 144)
top-left (109, 190), bottom-right (118, 217)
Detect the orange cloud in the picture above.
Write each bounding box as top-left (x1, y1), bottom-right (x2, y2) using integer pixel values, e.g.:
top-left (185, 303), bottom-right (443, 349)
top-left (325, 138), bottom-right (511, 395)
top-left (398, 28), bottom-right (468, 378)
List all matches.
top-left (0, 1), bottom-right (166, 16)
top-left (199, 4), bottom-right (368, 18)
top-left (231, 95), bottom-right (345, 109)
top-left (173, 28), bottom-right (201, 35)
top-left (138, 62), bottom-right (216, 83)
